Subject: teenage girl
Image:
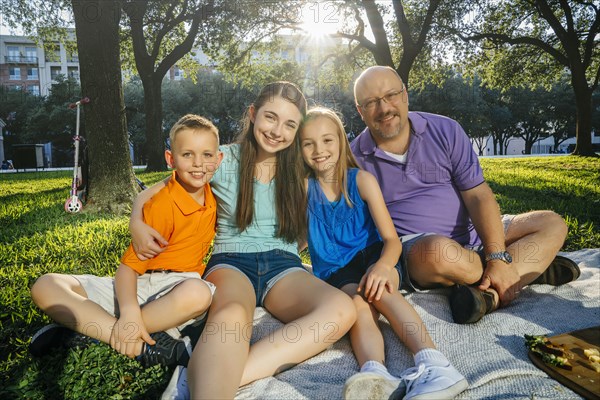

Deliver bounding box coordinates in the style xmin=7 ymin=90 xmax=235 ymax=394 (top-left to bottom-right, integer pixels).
xmin=130 ymin=84 xmax=356 ymax=399
xmin=300 ymin=107 xmax=468 ymax=400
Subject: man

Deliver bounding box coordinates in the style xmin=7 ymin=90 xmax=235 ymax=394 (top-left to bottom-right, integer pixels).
xmin=350 ymin=66 xmax=579 ymax=324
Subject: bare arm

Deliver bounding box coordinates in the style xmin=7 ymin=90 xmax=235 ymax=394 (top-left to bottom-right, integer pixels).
xmin=129 ymin=177 xmax=170 ymax=260
xmin=356 ymin=171 xmax=402 ymax=302
xmin=111 ymin=264 xmax=154 ymax=358
xmin=461 ymin=182 xmax=519 ymax=305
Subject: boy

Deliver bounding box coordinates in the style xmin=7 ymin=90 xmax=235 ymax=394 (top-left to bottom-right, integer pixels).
xmin=30 ymin=114 xmax=223 ymax=368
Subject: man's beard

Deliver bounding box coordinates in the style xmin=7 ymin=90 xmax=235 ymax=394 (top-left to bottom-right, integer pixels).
xmin=373 ymin=112 xmax=401 ymax=139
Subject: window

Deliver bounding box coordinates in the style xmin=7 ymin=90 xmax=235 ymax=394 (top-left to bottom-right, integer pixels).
xmin=25 ymin=47 xmax=37 ymax=63
xmin=26 ymin=85 xmax=40 ymax=96
xmin=6 ymin=45 xmax=19 ymax=62
xmin=67 ymin=48 xmax=78 ymax=62
xmin=173 ymin=67 xmax=183 ymax=81
xmin=44 ymin=44 xmax=61 ymax=62
xmin=27 ymin=67 xmax=39 ymax=80
xmin=68 ymin=67 xmax=79 ymax=80
xmin=9 ymin=67 xmax=21 ymax=80
xmin=50 ymin=66 xmax=62 ymax=80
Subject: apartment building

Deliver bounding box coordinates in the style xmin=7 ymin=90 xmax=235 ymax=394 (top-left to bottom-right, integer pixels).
xmin=0 ymin=34 xmax=79 ymax=96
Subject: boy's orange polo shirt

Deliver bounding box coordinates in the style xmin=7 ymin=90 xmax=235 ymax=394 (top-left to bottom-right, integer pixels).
xmin=121 ymin=171 xmax=216 ymax=275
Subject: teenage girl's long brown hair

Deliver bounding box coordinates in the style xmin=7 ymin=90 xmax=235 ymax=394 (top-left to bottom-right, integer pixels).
xmin=235 ymin=82 xmax=307 ymax=243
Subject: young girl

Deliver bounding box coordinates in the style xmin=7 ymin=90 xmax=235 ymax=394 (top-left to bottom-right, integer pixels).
xmin=129 ymin=84 xmax=356 ymax=399
xmin=300 ymin=107 xmax=468 ymax=400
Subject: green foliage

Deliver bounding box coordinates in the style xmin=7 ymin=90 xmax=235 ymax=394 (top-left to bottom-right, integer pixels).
xmin=409 ymin=72 xmax=581 ymax=155
xmin=457 ymin=0 xmax=599 ymax=90
xmin=0 ymin=87 xmax=44 ymax=161
xmin=24 ymin=76 xmax=83 ymax=166
xmin=124 ymin=70 xmax=254 ymax=153
xmin=0 ymin=169 xmax=171 ymax=399
xmin=479 ymin=156 xmax=600 ymax=250
xmin=0 ymin=159 xmax=598 ymax=398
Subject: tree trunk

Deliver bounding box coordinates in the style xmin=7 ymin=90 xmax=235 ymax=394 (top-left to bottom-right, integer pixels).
xmin=72 ymin=0 xmax=138 ymax=213
xmin=142 ymin=78 xmax=166 ymax=171
xmin=397 ymin=47 xmax=418 ymax=89
xmin=524 ymin=138 xmax=533 ymax=154
xmin=571 ymin=77 xmax=595 ymax=156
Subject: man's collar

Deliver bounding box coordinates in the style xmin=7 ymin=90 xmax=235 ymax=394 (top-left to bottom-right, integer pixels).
xmin=168 ymin=170 xmax=205 ymax=215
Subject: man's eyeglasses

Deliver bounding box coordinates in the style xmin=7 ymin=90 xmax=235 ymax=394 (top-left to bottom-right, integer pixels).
xmin=358 ymin=85 xmax=405 ymax=112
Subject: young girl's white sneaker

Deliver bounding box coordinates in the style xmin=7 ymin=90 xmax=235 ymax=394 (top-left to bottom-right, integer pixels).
xmin=402 ymin=363 xmax=468 ymax=400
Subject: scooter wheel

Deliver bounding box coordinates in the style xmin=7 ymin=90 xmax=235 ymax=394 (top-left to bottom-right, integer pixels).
xmin=65 ymin=198 xmax=82 ymax=213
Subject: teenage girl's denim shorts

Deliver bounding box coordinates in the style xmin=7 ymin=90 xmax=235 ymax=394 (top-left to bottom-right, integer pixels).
xmin=325 ymin=241 xmax=404 ymax=289
xmin=204 ymin=249 xmax=308 ymax=306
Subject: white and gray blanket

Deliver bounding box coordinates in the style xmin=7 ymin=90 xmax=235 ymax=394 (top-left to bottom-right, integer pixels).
xmin=199 ymin=249 xmax=600 ymax=399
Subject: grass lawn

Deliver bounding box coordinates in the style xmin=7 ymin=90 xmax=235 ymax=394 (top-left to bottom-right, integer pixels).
xmin=1 ymin=156 xmax=599 ymax=399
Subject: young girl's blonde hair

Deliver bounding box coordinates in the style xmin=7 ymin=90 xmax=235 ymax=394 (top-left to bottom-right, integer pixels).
xmin=302 ymin=107 xmax=360 ymax=207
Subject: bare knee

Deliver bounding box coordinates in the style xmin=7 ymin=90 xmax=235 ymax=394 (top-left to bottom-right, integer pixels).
xmin=171 ymin=279 xmax=213 ymax=317
xmin=31 ymin=273 xmax=68 ymax=310
xmin=210 ymin=296 xmax=254 ymax=327
xmin=539 ymin=211 xmax=568 ymax=242
xmin=408 ymin=235 xmax=481 ymax=287
xmin=507 ymin=210 xmax=568 ymax=245
xmin=352 ymin=295 xmax=378 ymax=320
xmin=325 ymin=291 xmax=357 ymax=333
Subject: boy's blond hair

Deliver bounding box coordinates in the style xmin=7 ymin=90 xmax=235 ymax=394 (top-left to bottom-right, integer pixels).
xmin=169 ymin=114 xmax=219 ymax=146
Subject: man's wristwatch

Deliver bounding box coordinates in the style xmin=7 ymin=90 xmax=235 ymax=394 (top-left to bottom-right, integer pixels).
xmin=485 ymin=251 xmax=512 ymax=264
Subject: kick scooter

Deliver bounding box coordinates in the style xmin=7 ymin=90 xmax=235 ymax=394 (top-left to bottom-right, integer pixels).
xmin=64 ymin=97 xmax=90 ymax=213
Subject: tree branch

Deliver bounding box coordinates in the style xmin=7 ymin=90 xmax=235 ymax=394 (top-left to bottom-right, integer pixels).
xmin=156 ymin=15 xmax=200 ymax=78
xmin=332 ymin=32 xmax=376 ymax=54
xmin=533 ymin=0 xmax=572 ymax=51
xmin=459 ymin=31 xmax=569 ymax=67
xmin=558 ymin=0 xmax=575 ymax=35
xmin=361 ymin=0 xmax=394 ymax=66
xmin=149 ymin=2 xmax=190 ymax=62
xmin=392 ymin=0 xmax=414 ymax=48
xmin=582 ymin=5 xmax=600 ymax=67
xmin=415 ymin=0 xmax=441 ymax=50
xmin=123 ymin=0 xmax=152 ymax=75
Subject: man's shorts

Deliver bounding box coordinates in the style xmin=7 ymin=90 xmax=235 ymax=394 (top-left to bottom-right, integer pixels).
xmin=204 ymin=249 xmax=309 ymax=307
xmin=325 ymin=241 xmax=404 ymax=289
xmin=399 ymin=214 xmax=516 ymax=291
xmin=73 ymin=271 xmax=216 ymax=335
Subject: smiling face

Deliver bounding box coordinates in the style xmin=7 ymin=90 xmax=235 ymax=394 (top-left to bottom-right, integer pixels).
xmin=165 ymin=128 xmax=222 ymax=195
xmin=250 ymin=96 xmax=303 ymax=159
xmin=354 ymin=67 xmax=409 ymax=143
xmin=300 ymin=116 xmax=341 ymax=178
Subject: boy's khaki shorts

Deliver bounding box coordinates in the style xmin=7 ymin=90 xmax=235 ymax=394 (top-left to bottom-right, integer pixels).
xmin=72 ymin=271 xmax=216 ymax=337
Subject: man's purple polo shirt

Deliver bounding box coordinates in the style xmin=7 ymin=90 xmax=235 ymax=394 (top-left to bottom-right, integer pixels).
xmin=350 ymin=111 xmax=485 ymax=247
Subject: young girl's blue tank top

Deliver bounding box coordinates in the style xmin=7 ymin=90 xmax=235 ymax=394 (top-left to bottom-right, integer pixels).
xmin=307 ymin=168 xmax=380 ymax=280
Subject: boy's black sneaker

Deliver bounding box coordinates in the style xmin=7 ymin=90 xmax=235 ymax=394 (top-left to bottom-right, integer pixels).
xmin=180 ymin=314 xmax=208 ymax=348
xmin=29 ymin=323 xmax=94 ymax=357
xmin=137 ymin=332 xmax=191 ymax=368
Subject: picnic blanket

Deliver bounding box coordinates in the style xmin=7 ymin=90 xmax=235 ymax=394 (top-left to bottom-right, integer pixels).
xmin=207 ymin=249 xmax=600 ymax=399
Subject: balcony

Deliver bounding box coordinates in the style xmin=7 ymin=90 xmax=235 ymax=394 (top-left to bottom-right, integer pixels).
xmin=5 ymin=55 xmax=38 ymax=64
